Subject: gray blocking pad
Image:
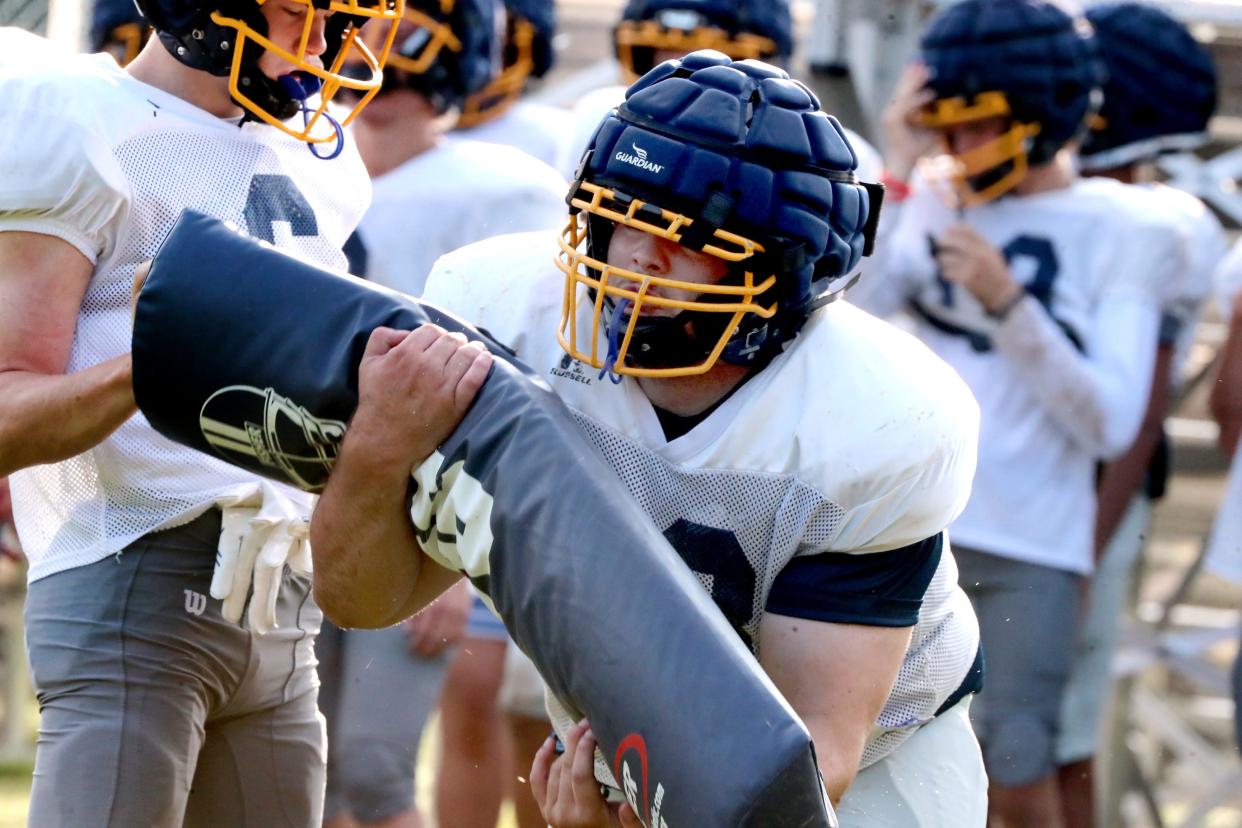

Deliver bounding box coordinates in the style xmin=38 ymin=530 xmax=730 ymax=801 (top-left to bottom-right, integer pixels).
xmin=131 ymin=210 xmax=836 ymax=828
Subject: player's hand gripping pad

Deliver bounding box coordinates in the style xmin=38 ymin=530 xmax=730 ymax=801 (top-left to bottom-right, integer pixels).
xmin=131 ymin=211 xmax=836 ymax=828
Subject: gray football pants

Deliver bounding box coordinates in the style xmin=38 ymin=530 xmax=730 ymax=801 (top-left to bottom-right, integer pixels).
xmin=23 ymin=511 xmax=325 ymax=828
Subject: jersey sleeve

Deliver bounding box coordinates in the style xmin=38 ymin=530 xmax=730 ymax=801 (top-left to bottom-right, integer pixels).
xmin=0 ymin=79 xmax=130 ymax=264
xmin=766 ymin=533 xmax=943 ymax=627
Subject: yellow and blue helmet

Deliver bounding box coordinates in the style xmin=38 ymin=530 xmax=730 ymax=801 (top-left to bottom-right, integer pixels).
xmin=918 ymin=0 xmax=1103 ymax=204
xmin=614 ymin=0 xmax=791 ymax=84
xmin=559 ymin=50 xmax=882 ymax=379
xmin=457 ymin=0 xmax=556 ymax=128
xmin=360 ymin=0 xmax=498 ymax=116
xmin=1080 ymin=2 xmax=1217 ymax=171
xmin=91 ymin=0 xmax=152 ymax=66
xmin=137 ymin=0 xmax=403 ymax=149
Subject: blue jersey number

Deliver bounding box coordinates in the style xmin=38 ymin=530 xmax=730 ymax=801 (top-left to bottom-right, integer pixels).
xmin=244 ymin=174 xmax=319 ymax=244
xmin=663 ymin=519 xmax=757 ymax=650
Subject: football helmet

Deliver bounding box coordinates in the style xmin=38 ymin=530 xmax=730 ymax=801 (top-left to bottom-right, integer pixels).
xmin=614 ymin=0 xmax=791 ymax=83
xmin=136 ymin=0 xmax=403 ymax=149
xmin=358 ymin=0 xmax=498 ymax=115
xmin=200 ymin=385 xmax=345 ymax=491
xmin=1080 ymin=2 xmax=1216 ymax=171
xmin=90 ymin=0 xmax=151 ymax=66
xmin=917 ymin=0 xmax=1103 ymax=205
xmin=559 ymin=50 xmax=882 ymax=379
xmin=457 ymin=0 xmax=555 ymax=128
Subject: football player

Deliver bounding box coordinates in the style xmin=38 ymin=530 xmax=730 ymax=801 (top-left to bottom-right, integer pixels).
xmin=314 ymin=2 xmax=562 ymax=825
xmin=853 ymin=2 xmax=1187 ymax=826
xmin=452 ymin=0 xmax=570 ymax=169
xmin=1057 ymin=6 xmax=1225 ymax=826
xmin=344 ymin=0 xmax=566 ymax=296
xmin=556 ymin=0 xmax=884 ymax=183
xmin=312 ymin=50 xmax=988 ymax=827
xmin=0 ymin=0 xmax=401 ymax=824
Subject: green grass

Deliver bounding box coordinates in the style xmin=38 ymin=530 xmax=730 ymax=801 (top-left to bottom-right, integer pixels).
xmin=0 ymin=763 xmax=31 ymax=828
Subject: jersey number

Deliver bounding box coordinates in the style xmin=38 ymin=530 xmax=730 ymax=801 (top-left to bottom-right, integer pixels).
xmin=244 ymin=174 xmax=319 ymax=244
xmin=662 ymin=519 xmax=757 ymax=650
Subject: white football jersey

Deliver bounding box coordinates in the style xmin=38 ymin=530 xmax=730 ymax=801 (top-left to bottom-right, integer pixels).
xmin=424 ymin=231 xmax=982 ymax=767
xmin=358 ymin=137 xmax=566 ymax=296
xmin=1145 ymin=182 xmax=1225 ymax=382
xmin=558 ymin=83 xmax=882 ymax=183
xmin=453 ymin=100 xmax=571 ymax=170
xmin=0 ymin=49 xmax=370 ymax=581
xmin=856 ymin=177 xmax=1181 ymax=573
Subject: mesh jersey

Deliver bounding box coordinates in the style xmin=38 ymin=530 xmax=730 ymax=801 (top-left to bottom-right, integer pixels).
xmin=358 ymin=137 xmax=565 ymax=296
xmin=0 ymin=49 xmax=370 ymax=582
xmin=453 ymin=100 xmax=572 ymax=170
xmin=857 ymin=177 xmax=1180 ymax=573
xmin=423 ymin=231 xmax=982 ymax=767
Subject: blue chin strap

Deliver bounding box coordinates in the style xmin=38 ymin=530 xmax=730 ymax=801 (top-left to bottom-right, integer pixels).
xmin=279 ymin=72 xmax=345 ymax=160
xmin=598 ymin=298 xmax=631 ymax=384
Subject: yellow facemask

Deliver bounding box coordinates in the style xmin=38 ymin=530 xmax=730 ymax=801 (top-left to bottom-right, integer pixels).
xmin=614 ymin=18 xmax=776 ymax=83
xmin=213 ymin=0 xmax=403 ymax=146
xmin=458 ymin=16 xmax=533 ymax=129
xmin=556 ymin=181 xmax=776 ymax=378
xmin=916 ymin=91 xmax=1042 ymax=206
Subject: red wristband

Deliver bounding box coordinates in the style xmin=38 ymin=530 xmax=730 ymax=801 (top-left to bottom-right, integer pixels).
xmin=879 ymin=171 xmax=912 ymax=203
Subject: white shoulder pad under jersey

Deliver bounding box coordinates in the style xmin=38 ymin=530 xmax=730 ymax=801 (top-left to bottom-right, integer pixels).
xmin=359 ymin=138 xmax=566 ymax=296
xmin=426 ymin=231 xmax=981 ymax=556
xmin=455 ymin=100 xmax=571 ymax=169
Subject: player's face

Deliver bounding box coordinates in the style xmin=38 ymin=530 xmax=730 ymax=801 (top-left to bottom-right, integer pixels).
xmin=606 ymin=223 xmax=731 ymax=317
xmin=257 ymin=0 xmax=333 ymax=79
xmin=940 ymin=115 xmax=1009 ymax=155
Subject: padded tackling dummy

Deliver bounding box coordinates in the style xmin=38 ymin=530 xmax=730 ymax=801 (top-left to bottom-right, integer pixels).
xmin=131 ymin=210 xmax=836 ymax=828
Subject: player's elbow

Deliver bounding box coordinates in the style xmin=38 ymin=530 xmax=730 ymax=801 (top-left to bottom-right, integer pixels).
xmin=311 ymin=575 xmax=395 ymax=630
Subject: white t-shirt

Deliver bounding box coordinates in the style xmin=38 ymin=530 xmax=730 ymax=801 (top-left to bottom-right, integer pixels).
xmin=453 ymin=99 xmax=572 ymax=171
xmin=423 ymin=230 xmax=981 ymax=768
xmin=0 ymin=47 xmax=370 ymax=581
xmin=852 ymin=177 xmax=1183 ymax=573
xmin=357 ymin=138 xmax=566 ymax=296
xmin=558 ymin=83 xmax=883 ymax=183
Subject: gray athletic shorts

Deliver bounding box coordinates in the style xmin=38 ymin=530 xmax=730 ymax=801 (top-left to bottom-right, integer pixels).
xmin=316 ymin=620 xmax=452 ymax=823
xmin=23 ymin=511 xmax=325 ymax=828
xmin=954 ymin=545 xmax=1081 ymax=787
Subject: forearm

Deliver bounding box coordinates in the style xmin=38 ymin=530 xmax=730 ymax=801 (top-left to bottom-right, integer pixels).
xmin=310 ymin=428 xmax=428 ymax=629
xmin=0 ymin=354 xmax=135 ymax=476
xmin=1210 ymin=304 xmax=1242 ymax=456
xmin=1094 ymin=347 xmax=1172 ymax=555
xmin=992 ymin=297 xmax=1158 ymax=457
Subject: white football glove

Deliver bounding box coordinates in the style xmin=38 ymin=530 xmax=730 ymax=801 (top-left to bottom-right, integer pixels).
xmin=211 ymin=481 xmax=313 ymax=634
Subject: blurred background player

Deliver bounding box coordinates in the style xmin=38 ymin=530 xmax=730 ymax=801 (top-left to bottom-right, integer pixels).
xmin=411 ymin=49 xmax=987 ymax=828
xmin=853 ymin=1 xmax=1188 ymax=825
xmin=344 ymin=0 xmax=566 ymax=295
xmin=0 ymin=0 xmax=400 ymax=824
xmin=557 ymin=0 xmax=883 ymax=183
xmin=88 ymin=0 xmax=150 ymax=64
xmin=314 ymin=2 xmax=564 ymax=826
xmin=1054 ymin=6 xmax=1225 ymax=827
xmin=451 ymin=0 xmax=569 ymax=169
